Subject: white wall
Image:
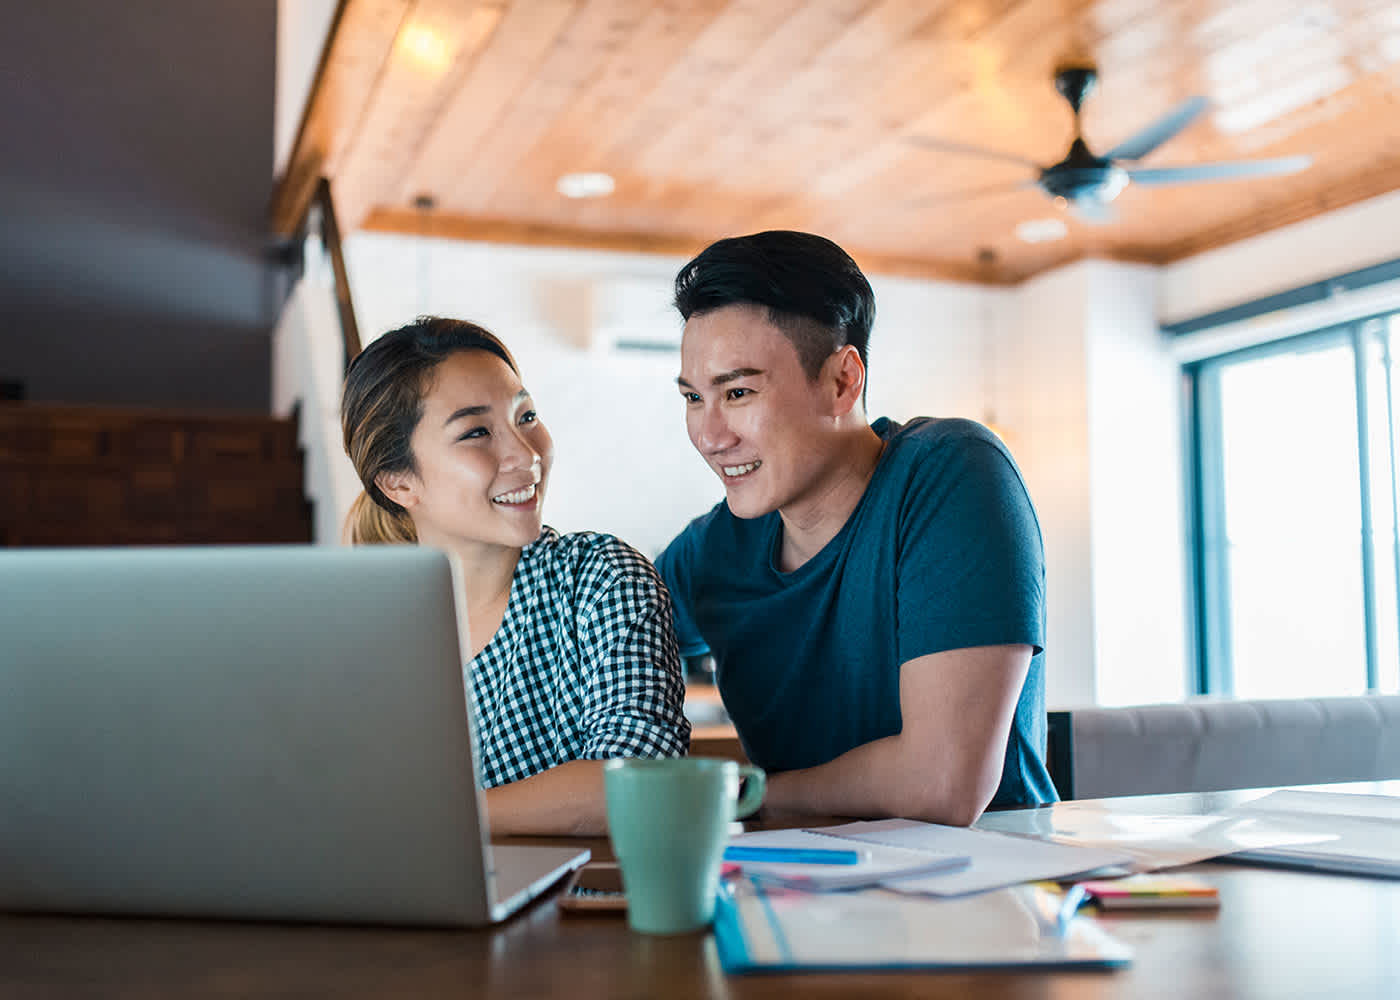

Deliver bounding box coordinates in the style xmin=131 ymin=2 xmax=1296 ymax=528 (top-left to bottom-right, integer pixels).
xmin=995 ymin=260 xmax=1189 ymax=709
xmin=998 ymin=265 xmax=1098 ymax=708
xmin=1083 ymin=262 xmax=1189 ymax=707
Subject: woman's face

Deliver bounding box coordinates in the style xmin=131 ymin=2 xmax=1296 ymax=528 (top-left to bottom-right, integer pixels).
xmin=381 ymin=349 xmax=553 ymax=554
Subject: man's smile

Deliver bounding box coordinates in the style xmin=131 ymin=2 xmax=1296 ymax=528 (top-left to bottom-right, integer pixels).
xmin=721 ymin=460 xmax=761 ymax=478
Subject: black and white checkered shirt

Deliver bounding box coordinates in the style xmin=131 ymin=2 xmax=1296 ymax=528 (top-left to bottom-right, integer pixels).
xmin=468 ymin=527 xmax=690 ymax=788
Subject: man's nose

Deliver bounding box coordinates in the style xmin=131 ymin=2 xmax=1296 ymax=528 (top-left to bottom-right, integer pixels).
xmin=695 ymin=402 xmax=738 ymax=454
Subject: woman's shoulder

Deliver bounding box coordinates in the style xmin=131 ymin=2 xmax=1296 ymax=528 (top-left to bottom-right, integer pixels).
xmin=526 ymin=527 xmax=661 ymax=589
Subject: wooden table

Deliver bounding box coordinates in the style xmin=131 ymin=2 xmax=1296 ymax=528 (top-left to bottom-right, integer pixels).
xmin=4 ymin=785 xmax=1397 ymax=998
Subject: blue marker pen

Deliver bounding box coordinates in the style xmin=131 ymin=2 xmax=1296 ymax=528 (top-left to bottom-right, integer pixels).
xmin=722 ymin=846 xmax=863 ymax=865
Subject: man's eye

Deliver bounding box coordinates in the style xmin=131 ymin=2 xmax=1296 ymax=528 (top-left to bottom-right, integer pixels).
xmin=519 ymin=409 xmax=538 ymax=425
xmin=682 ymin=391 xmax=701 ymax=404
xmin=726 ymin=387 xmax=751 ymax=400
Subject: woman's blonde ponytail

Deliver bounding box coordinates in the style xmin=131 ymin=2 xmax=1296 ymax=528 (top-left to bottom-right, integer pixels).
xmin=345 ymin=490 xmax=417 ymax=545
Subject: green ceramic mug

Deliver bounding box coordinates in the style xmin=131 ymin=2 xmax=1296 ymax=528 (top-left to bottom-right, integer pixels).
xmin=603 ymin=757 xmax=766 ymax=934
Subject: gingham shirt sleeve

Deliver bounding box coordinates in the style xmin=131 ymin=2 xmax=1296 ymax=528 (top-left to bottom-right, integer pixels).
xmin=571 ymin=537 xmax=691 ymax=761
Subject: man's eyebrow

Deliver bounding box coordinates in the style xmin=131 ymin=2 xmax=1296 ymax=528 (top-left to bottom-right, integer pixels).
xmin=675 ymin=368 xmax=765 ymax=390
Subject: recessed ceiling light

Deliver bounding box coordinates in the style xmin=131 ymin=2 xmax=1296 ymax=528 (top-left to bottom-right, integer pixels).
xmin=556 ymin=172 xmax=616 ymax=199
xmin=1015 ymin=218 xmax=1068 ymax=244
xmin=398 ymin=24 xmax=453 ymax=75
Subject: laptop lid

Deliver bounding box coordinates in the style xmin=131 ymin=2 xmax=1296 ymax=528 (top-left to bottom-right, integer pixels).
xmin=0 ymin=545 xmax=586 ymax=926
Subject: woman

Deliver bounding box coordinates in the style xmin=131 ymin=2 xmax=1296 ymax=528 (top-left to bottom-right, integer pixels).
xmin=341 ymin=316 xmax=690 ymax=836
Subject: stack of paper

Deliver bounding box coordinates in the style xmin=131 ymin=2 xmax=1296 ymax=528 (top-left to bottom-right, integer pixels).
xmin=1220 ymin=789 xmax=1400 ymax=878
xmin=975 ymin=799 xmax=1338 ymax=871
xmin=727 ymin=819 xmax=1133 ymax=895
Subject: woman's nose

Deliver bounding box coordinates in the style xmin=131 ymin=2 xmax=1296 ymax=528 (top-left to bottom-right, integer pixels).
xmin=500 ymin=428 xmax=541 ymax=474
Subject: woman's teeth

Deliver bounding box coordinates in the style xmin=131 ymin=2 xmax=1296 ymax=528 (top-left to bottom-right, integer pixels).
xmin=492 ymin=483 xmax=537 ymax=505
xmin=722 ymin=461 xmax=761 ymax=478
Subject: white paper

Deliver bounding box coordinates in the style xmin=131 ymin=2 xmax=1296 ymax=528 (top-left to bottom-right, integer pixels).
xmin=975 ymin=798 xmax=1337 ymax=871
xmin=725 ymin=828 xmax=968 ymax=889
xmin=1220 ymin=790 xmax=1400 ymax=876
xmin=788 ymin=819 xmax=1135 ymax=896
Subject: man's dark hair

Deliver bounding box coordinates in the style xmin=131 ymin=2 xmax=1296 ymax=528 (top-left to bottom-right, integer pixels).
xmin=673 ymin=231 xmax=876 ymax=384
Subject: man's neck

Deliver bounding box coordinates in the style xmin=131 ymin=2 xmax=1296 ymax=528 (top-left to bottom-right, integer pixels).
xmin=776 ymin=423 xmax=886 ymax=573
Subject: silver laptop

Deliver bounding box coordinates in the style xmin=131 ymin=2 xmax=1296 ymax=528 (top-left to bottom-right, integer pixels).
xmin=0 ymin=545 xmax=588 ymax=926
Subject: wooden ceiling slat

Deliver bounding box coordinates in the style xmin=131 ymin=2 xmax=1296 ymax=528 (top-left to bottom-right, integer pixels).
xmin=399 ymin=0 xmax=581 ymax=209
xmin=562 ymin=2 xmax=823 ymax=236
xmin=450 ymin=0 xmax=657 ymax=216
xmin=626 ymin=0 xmax=867 ymax=190
xmin=578 ymin=0 xmax=815 ymax=221
xmin=493 ymin=0 xmax=731 ymax=228
xmin=674 ymin=7 xmax=956 ymax=232
xmin=651 ymin=1 xmax=958 ymax=231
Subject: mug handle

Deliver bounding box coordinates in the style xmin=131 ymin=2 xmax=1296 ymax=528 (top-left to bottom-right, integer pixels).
xmin=732 ymin=765 xmax=766 ymax=820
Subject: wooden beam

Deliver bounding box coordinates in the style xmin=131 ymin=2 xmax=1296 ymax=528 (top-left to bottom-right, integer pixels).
xmin=361 ymin=207 xmax=1024 ymax=286
xmin=362 ymin=207 xmax=708 ymax=257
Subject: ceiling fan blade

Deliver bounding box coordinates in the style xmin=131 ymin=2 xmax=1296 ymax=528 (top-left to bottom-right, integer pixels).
xmin=1104 ymin=96 xmax=1209 ymax=161
xmin=1127 ymin=155 xmax=1312 ymax=186
xmin=910 ymin=180 xmax=1039 ymax=206
xmin=905 ymin=135 xmax=1042 ymax=170
xmin=1066 ymin=198 xmax=1117 ymax=226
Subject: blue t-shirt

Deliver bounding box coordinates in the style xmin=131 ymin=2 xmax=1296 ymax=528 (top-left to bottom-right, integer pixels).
xmin=656 ymin=416 xmax=1056 ymax=809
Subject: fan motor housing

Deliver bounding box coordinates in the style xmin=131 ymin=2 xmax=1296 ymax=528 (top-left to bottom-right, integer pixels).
xmin=1040 ymin=139 xmax=1129 ymax=203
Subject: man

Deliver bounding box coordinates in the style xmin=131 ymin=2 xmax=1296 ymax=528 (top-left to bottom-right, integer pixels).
xmin=656 ymin=231 xmax=1056 ymax=826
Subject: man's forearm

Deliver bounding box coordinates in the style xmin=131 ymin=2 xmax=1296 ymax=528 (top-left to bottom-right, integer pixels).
xmin=485 ymin=760 xmax=607 ymax=837
xmin=762 ymin=731 xmax=998 ymax=827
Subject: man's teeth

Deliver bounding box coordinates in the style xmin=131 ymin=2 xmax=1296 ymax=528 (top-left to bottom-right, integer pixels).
xmin=722 ymin=461 xmax=761 ymax=478
xmin=492 ymin=483 xmax=537 ymax=505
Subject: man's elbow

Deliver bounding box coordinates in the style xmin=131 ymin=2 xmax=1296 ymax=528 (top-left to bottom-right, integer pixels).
xmin=905 ymin=789 xmax=989 ymax=828
xmin=897 ymin=765 xmax=999 ymax=827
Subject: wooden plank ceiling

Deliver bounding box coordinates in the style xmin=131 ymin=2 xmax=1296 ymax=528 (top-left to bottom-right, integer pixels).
xmin=275 ymin=0 xmax=1400 ymax=285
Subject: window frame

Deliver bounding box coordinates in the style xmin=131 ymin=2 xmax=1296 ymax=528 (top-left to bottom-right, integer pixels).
xmin=1184 ymin=314 xmax=1398 ymax=696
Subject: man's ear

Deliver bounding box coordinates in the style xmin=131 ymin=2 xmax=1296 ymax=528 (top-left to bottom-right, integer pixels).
xmin=826 ymin=345 xmax=866 ymax=417
xmin=376 ymin=468 xmax=420 ymax=511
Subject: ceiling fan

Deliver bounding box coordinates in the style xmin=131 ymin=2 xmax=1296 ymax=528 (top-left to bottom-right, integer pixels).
xmin=907 ymin=65 xmax=1312 ymax=224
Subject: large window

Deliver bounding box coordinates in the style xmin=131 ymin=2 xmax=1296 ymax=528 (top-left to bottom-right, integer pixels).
xmin=1190 ymin=314 xmax=1400 ymax=698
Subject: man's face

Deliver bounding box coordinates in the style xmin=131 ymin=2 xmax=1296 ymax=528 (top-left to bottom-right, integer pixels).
xmin=677 ymin=304 xmax=835 ymax=520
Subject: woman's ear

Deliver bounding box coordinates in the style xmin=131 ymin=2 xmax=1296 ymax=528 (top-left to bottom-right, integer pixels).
xmin=375 ymin=469 xmax=420 ymax=511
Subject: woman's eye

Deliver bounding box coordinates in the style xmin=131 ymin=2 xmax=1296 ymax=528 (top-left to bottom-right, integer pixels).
xmin=457 ymin=427 xmax=488 ymax=441
xmin=519 ymin=409 xmax=538 ymax=425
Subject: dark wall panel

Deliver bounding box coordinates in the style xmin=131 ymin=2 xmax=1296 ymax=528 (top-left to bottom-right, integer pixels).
xmin=0 ymin=1 xmax=279 ymax=410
